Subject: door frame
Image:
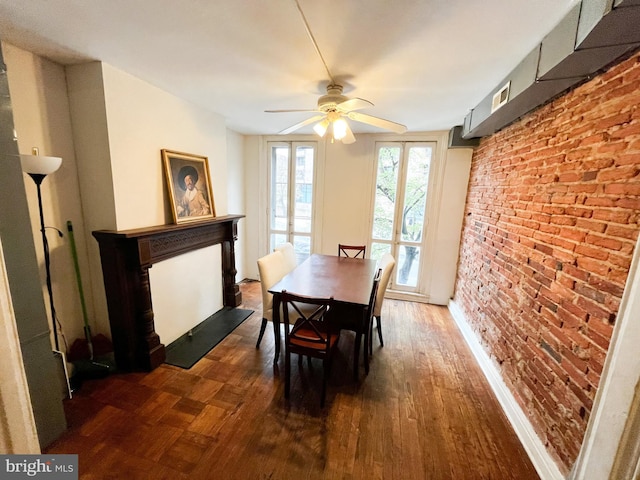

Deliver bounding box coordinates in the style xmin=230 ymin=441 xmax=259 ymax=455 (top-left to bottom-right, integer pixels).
xmin=264 ymin=137 xmax=325 ymax=258
xmin=369 ymin=136 xmax=447 ymax=303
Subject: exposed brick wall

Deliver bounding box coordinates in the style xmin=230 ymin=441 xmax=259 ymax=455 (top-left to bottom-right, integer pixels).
xmin=453 ymin=51 xmax=640 ymax=474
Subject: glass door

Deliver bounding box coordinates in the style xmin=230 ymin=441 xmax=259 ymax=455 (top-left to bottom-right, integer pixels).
xmin=370 ymin=142 xmax=434 ymax=293
xmin=268 ymin=141 xmax=316 ymax=261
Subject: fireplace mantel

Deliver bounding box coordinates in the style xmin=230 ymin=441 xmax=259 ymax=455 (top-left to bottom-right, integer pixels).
xmin=93 ymin=214 xmax=244 ymax=371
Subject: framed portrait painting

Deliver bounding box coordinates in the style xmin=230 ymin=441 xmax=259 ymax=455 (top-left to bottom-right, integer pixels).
xmin=162 ymin=149 xmax=216 ymax=224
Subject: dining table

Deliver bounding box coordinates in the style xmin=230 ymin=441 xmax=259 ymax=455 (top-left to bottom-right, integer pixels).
xmin=268 ymin=253 xmax=380 ymax=378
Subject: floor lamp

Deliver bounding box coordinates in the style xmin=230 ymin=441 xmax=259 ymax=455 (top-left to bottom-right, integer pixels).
xmin=20 ymin=148 xmax=72 ymax=398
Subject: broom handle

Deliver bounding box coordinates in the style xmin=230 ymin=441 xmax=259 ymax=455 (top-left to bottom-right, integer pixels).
xmin=67 ymin=221 xmax=90 ymax=330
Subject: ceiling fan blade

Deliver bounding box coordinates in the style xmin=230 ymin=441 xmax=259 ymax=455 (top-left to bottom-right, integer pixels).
xmin=265 ymin=109 xmax=319 ymax=113
xmin=347 ymin=111 xmax=407 ymax=133
xmin=279 ymin=115 xmax=325 ymax=134
xmin=337 ymin=97 xmax=374 ymax=112
xmin=342 ymin=121 xmax=356 ymax=144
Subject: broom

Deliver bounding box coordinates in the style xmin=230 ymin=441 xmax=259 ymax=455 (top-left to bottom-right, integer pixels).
xmin=67 ymin=220 xmax=113 ymax=378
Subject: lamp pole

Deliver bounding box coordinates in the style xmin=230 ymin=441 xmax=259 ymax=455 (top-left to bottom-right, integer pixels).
xmin=29 ymin=172 xmax=60 ymax=351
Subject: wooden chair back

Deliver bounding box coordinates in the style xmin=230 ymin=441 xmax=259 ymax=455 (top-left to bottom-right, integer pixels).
xmin=281 ymin=291 xmax=338 ymax=406
xmin=338 ymin=244 xmax=366 ymax=258
xmin=282 ymin=292 xmax=336 ymax=355
xmin=363 ymin=268 xmax=382 ymax=373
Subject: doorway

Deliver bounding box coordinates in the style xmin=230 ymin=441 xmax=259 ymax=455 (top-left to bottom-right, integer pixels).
xmin=268 ymin=141 xmax=317 ymax=261
xmin=369 ymin=142 xmax=435 ymax=294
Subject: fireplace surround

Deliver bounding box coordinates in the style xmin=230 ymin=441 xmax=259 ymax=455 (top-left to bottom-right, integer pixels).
xmin=93 ymin=214 xmax=243 ymax=371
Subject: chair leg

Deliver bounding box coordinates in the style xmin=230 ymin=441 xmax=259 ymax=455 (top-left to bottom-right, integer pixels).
xmin=256 ymin=318 xmax=268 ymax=349
xmin=368 ymin=316 xmax=373 ymax=356
xmin=321 ymin=357 xmax=329 ymax=408
xmin=364 ymin=326 xmax=370 ymax=375
xmin=376 ymin=315 xmax=384 ymax=347
xmin=272 ymin=320 xmax=280 ymax=364
xmin=285 ymin=348 xmax=291 ymax=400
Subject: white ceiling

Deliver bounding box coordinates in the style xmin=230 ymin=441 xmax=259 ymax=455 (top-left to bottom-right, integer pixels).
xmin=0 ymin=0 xmax=579 ymax=135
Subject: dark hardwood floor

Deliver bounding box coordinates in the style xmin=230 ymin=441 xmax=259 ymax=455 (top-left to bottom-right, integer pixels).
xmin=44 ymin=280 xmax=540 ymax=479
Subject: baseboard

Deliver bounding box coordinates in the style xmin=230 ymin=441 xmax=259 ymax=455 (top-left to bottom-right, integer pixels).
xmin=448 ymin=300 xmax=564 ymax=480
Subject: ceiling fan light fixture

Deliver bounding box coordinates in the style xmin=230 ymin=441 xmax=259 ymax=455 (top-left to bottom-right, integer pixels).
xmin=332 ymin=117 xmax=348 ymax=140
xmin=313 ymin=118 xmax=329 ymax=137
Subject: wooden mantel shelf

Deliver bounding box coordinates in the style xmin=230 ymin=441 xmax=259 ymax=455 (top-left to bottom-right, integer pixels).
xmin=93 ymin=214 xmax=244 ymax=371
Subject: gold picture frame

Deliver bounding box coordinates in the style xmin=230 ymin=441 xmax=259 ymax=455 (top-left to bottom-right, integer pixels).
xmin=162 ymin=149 xmax=216 ymax=224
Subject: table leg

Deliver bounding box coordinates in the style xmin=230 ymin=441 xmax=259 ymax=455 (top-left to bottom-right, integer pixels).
xmin=273 ymin=293 xmax=281 ymax=364
xmin=353 ymin=333 xmax=361 ymax=381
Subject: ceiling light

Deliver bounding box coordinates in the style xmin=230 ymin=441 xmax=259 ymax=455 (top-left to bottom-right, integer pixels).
xmin=332 ymin=117 xmax=348 ymax=140
xmin=313 ymin=118 xmax=329 ymax=137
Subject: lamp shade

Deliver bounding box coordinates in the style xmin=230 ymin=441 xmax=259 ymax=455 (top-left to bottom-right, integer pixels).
xmin=332 ymin=118 xmax=348 ymax=140
xmin=20 ymin=154 xmax=62 ymax=175
xmin=313 ymin=118 xmax=329 ymax=137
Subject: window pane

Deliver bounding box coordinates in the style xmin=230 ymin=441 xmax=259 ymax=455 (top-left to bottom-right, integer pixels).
xmin=396 ymin=246 xmax=420 ymax=287
xmin=401 ymin=147 xmax=430 ymax=243
xmin=271 ymin=147 xmax=289 ymax=230
xmin=270 ymin=233 xmax=287 ymax=252
xmin=370 ymin=242 xmax=391 ymax=262
xmin=372 ymin=146 xmax=400 ymax=241
xmin=293 ymin=235 xmax=311 ymax=260
xmin=294 ymin=146 xmax=313 ymax=233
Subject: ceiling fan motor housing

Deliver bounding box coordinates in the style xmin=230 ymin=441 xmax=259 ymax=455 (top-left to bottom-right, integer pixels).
xmin=318 ymin=84 xmax=348 ymax=112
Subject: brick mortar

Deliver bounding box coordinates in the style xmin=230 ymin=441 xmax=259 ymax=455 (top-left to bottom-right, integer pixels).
xmin=453 ymin=51 xmax=640 ymax=473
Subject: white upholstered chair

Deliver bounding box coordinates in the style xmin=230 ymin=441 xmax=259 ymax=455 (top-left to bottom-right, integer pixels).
xmin=256 ymin=250 xmax=291 ymax=349
xmin=370 ymin=253 xmax=396 ymax=353
xmin=274 ymin=242 xmax=297 ymax=272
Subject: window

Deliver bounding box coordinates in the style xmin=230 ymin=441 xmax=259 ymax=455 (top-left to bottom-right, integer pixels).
xmin=268 ymin=142 xmax=317 ymax=261
xmin=370 ymin=142 xmax=434 ymax=293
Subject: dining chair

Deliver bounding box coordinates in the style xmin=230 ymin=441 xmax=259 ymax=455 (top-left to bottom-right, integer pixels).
xmin=256 ymin=250 xmax=291 ymax=349
xmin=363 ymin=268 xmax=382 ymax=375
xmin=281 ymin=291 xmax=338 ymax=407
xmin=274 ymin=242 xmax=297 ymax=272
xmin=338 ymin=244 xmax=366 ymax=258
xmin=369 ymin=253 xmax=396 ymax=355
xmin=331 ymin=268 xmax=381 ymax=381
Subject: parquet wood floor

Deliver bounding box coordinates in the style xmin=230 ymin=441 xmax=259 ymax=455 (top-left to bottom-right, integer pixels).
xmin=45 ymin=280 xmax=540 ymax=480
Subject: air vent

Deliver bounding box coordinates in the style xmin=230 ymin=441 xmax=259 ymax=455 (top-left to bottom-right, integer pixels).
xmin=491 ymin=81 xmax=511 ymax=113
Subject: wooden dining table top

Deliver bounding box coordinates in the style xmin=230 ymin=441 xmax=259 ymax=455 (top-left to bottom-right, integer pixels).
xmin=269 ymin=254 xmax=379 ymax=307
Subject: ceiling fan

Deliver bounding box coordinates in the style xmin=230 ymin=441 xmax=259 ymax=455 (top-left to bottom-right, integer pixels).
xmin=266 ymin=83 xmax=407 ymax=144
xmin=265 ymin=0 xmax=407 ymax=144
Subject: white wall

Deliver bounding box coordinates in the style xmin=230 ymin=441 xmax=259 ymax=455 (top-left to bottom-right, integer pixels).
xmin=243 ymin=135 xmax=264 ymax=280
xmin=318 ymin=137 xmax=374 ymax=255
xmin=5 ymin=42 xmax=95 ymax=346
xmin=428 ymin=147 xmax=473 ymax=304
xmin=67 ymin=61 xmax=235 ymax=342
xmin=227 ymin=129 xmax=246 ymax=280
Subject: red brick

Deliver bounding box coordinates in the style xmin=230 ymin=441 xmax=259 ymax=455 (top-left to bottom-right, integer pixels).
xmin=605 ymin=224 xmax=639 ymax=241
xmin=585 ymin=233 xmax=624 ymax=251
xmin=558 ymin=228 xmax=586 ymax=243
xmin=575 ymin=244 xmax=610 ymax=261
xmin=575 ymin=256 xmax=611 ymax=275
xmin=604 ymin=183 xmax=640 ymax=195
xmin=591 ymin=209 xmax=631 ymax=224
xmin=575 ymin=218 xmax=608 ymax=233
